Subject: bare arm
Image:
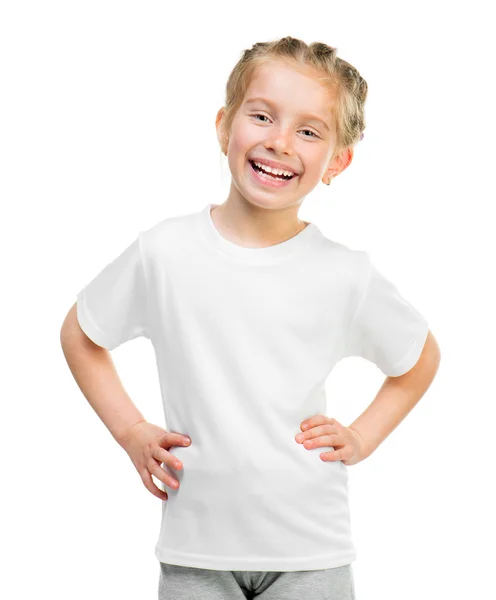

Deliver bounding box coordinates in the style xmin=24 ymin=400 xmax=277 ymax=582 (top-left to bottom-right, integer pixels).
xmin=349 ymin=329 xmax=441 ymax=458
xmin=59 ymin=303 xmax=146 ymax=448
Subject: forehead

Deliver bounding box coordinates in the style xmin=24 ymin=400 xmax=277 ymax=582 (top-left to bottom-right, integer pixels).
xmin=243 ymin=61 xmax=335 ymax=118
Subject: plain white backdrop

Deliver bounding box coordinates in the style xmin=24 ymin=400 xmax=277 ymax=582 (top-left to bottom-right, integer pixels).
xmin=2 ymin=1 xmax=495 ymax=598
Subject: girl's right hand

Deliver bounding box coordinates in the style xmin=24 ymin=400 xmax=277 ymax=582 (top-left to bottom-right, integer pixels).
xmin=119 ymin=420 xmax=191 ymax=501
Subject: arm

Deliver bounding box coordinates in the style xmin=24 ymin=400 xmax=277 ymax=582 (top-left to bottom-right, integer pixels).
xmin=60 ymin=302 xmax=146 ymax=448
xmin=348 ymin=329 xmax=441 ymax=459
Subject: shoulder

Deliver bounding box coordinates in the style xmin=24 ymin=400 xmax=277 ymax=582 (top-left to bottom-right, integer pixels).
xmin=138 ymin=208 xmax=201 ymax=260
xmin=316 ymin=233 xmax=371 ymax=284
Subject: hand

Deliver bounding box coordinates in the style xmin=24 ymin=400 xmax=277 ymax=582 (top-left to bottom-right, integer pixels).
xmin=295 ymin=415 xmax=367 ymax=466
xmin=119 ymin=420 xmax=192 ymax=501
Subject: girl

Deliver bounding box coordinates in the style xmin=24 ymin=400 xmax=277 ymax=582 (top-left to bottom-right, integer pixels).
xmin=62 ymin=36 xmax=440 ymax=600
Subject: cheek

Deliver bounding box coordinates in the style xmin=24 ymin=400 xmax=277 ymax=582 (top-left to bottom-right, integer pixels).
xmin=235 ymin=129 xmax=259 ymax=152
xmin=299 ymin=149 xmax=329 ymax=180
xmin=228 ymin=134 xmax=246 ymax=157
xmin=226 ymin=137 xmax=245 ymax=176
xmin=230 ymin=118 xmax=264 ymax=151
xmin=227 ymin=128 xmax=261 ymax=171
xmin=303 ymin=147 xmax=326 ymax=169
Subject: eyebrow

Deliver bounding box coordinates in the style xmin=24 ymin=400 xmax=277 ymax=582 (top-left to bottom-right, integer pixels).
xmin=244 ymin=97 xmax=331 ymax=132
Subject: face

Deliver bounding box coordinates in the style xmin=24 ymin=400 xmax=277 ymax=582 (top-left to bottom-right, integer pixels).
xmin=216 ymin=60 xmax=353 ymax=212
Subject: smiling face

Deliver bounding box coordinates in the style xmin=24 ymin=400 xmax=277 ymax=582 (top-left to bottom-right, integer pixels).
xmin=216 ymin=59 xmax=353 ymax=211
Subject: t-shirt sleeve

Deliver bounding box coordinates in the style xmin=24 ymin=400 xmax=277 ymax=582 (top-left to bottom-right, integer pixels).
xmin=343 ymin=253 xmax=429 ymax=377
xmin=76 ymin=233 xmax=149 ymax=350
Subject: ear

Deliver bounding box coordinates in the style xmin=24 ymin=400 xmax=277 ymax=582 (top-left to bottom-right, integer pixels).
xmin=215 ymin=107 xmax=228 ymax=155
xmin=323 ymin=147 xmax=354 ymax=182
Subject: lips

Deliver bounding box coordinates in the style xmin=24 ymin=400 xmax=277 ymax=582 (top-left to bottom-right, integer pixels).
xmin=248 ymin=159 xmax=298 ymax=188
xmin=248 ymin=160 xmax=294 ymax=181
xmin=249 ymin=158 xmax=300 ymax=176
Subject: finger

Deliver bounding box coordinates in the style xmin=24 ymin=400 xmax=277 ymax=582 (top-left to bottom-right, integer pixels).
xmin=301 ymin=416 xmax=326 ymax=430
xmin=148 ymin=459 xmax=180 ymax=490
xmin=303 ymin=434 xmax=339 ymax=449
xmin=319 ymin=448 xmax=346 ymax=462
xmin=161 ymin=432 xmax=191 ymax=447
xmin=297 ymin=425 xmax=336 ymax=443
xmin=154 ymin=447 xmax=183 ymax=471
xmin=296 ymin=425 xmax=324 ymax=442
xmin=302 ymin=433 xmax=330 ymax=448
xmin=301 ymin=416 xmax=336 ymax=431
xmin=141 ymin=468 xmax=169 ymax=501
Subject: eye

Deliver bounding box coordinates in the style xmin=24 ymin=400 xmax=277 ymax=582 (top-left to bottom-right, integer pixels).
xmin=252 ymin=113 xmax=270 ymax=123
xmin=250 ymin=114 xmax=320 ymax=139
xmin=300 ymin=129 xmax=318 ymax=138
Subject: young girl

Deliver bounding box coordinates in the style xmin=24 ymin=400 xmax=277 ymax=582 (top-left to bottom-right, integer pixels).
xmin=62 ymin=36 xmax=440 ymax=600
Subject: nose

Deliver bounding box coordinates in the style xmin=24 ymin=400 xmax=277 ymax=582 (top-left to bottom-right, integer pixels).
xmin=263 ymin=126 xmax=295 ymax=156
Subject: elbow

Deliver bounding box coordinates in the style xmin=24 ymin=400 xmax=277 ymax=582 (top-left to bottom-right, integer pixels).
xmin=60 ymin=302 xmax=85 ymax=350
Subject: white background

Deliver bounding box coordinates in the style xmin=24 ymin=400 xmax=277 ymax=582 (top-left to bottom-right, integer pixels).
xmin=2 ymin=1 xmax=495 ymax=598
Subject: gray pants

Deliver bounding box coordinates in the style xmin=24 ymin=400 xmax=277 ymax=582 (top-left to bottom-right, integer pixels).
xmin=158 ymin=562 xmax=356 ymax=599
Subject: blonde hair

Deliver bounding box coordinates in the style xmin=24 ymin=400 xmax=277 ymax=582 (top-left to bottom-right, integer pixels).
xmin=218 ymin=36 xmax=368 ymax=163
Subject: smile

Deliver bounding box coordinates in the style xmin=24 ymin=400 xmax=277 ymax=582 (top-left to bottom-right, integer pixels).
xmin=248 ymin=160 xmax=298 ymax=188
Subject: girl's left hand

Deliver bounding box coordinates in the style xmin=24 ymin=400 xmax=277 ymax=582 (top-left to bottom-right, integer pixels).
xmin=295 ymin=415 xmax=367 ymax=466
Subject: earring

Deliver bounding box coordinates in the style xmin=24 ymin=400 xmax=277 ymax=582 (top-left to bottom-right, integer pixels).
xmin=324 ymin=176 xmax=332 ymax=186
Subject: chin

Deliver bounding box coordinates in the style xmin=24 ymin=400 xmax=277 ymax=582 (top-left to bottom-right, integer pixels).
xmin=245 ymin=197 xmax=302 ymax=212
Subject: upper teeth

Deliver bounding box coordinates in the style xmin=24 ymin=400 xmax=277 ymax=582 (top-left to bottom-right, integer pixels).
xmin=253 ymin=161 xmax=295 ymax=177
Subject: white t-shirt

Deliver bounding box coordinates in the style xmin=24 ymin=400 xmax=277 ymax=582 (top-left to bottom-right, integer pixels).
xmin=76 ymin=202 xmax=429 ymax=572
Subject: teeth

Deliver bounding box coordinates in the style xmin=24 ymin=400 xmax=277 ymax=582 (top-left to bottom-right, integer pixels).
xmin=253 ymin=161 xmax=295 ymax=177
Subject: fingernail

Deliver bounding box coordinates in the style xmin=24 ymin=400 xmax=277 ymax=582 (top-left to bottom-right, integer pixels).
xmin=302 ymin=424 xmax=308 ymax=430
xmin=184 ymin=437 xmax=191 ymax=444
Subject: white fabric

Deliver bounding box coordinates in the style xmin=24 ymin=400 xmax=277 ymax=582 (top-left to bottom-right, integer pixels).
xmin=76 ymin=202 xmax=429 ymax=571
